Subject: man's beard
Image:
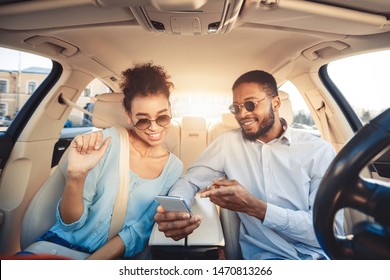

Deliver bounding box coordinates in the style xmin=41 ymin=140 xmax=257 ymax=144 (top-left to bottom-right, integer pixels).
xmin=242 ymin=104 xmax=275 ymax=142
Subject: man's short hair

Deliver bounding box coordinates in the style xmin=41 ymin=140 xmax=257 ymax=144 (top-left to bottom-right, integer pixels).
xmin=232 ymin=70 xmax=278 ymax=97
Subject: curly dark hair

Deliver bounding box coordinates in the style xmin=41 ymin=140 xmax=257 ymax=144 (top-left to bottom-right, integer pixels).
xmin=120 ymin=62 xmax=174 ymax=113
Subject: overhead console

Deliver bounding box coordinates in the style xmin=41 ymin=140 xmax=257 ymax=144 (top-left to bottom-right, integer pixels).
xmin=97 ymin=0 xmax=244 ymax=35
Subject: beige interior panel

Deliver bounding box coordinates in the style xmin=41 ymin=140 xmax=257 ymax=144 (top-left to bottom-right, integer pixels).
xmin=180 ymin=115 xmax=208 ymax=172
xmin=0 ymin=140 xmax=57 ymax=254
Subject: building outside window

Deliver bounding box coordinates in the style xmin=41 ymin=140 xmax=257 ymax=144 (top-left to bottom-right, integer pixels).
xmin=27 ymin=81 xmax=37 ymax=94
xmin=0 ymin=79 xmax=7 ymax=93
xmin=83 ymin=87 xmax=91 ymax=97
xmin=0 ymin=103 xmax=7 ymax=116
xmin=0 ymin=47 xmax=52 ymax=130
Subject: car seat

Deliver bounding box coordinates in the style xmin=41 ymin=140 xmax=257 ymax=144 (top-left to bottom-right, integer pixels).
xmin=20 ymin=150 xmax=69 ymax=252
xmin=180 ymin=115 xmax=208 ymax=171
xmin=219 ymin=90 xmax=294 ymax=260
xmin=207 ymin=111 xmax=240 ymax=145
xmin=19 ymin=92 xmax=181 ymax=259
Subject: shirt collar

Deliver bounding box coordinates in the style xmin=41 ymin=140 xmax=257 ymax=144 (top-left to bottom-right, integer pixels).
xmin=279 ymin=118 xmax=291 ymax=146
xmin=256 ymin=118 xmax=291 ymax=146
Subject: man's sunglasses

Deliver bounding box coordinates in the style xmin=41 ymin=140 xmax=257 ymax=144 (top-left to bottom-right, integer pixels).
xmin=134 ymin=114 xmax=171 ymax=130
xmin=229 ymin=96 xmax=268 ymax=115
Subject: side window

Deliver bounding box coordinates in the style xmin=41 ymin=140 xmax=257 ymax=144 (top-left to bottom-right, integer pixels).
xmin=54 ymin=80 xmax=111 ymax=167
xmin=327 ymin=50 xmax=390 ymax=124
xmin=0 ymin=47 xmax=52 ymax=131
xmin=170 ymin=95 xmax=231 ymax=118
xmin=279 ymin=81 xmax=319 ymax=135
xmin=64 ymin=78 xmax=111 ymax=129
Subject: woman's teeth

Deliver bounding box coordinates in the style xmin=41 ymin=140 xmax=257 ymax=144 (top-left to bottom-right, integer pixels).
xmin=148 ymin=132 xmax=162 ymax=139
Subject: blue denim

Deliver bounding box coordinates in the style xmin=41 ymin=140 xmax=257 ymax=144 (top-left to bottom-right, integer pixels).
xmin=38 ymin=231 xmax=91 ymax=254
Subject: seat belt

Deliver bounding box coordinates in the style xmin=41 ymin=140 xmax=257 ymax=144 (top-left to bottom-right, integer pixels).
xmin=317 ymin=101 xmax=331 ymax=142
xmin=60 ymin=94 xmax=130 ymax=239
xmin=109 ymin=126 xmax=130 ymax=239
xmin=59 ymin=94 xmax=106 ymax=123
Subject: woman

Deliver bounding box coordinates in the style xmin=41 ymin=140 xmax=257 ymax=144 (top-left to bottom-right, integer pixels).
xmin=40 ymin=63 xmax=183 ymax=259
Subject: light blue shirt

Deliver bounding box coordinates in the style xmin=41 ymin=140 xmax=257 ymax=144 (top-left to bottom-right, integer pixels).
xmin=170 ymin=124 xmax=344 ymax=260
xmin=49 ymin=127 xmax=183 ymax=257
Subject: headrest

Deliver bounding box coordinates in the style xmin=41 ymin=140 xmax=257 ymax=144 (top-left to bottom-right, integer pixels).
xmin=278 ymin=90 xmax=293 ymax=125
xmin=221 ymin=111 xmax=239 ymax=129
xmin=181 ymin=115 xmax=207 ymax=130
xmin=92 ymin=92 xmax=131 ymax=129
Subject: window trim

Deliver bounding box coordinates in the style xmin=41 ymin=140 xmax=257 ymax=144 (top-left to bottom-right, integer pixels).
xmin=7 ymin=61 xmax=61 ymax=141
xmin=319 ymin=64 xmax=362 ymax=132
xmin=0 ymin=61 xmax=61 ymax=169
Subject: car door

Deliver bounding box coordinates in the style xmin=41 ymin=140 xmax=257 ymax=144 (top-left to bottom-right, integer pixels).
xmin=0 ymin=48 xmax=106 ymax=255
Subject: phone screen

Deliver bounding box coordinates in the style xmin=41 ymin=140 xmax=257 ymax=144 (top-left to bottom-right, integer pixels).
xmin=156 ymin=195 xmax=192 ymax=213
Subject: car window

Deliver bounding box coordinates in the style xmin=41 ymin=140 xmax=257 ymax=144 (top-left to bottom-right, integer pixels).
xmin=171 ymin=94 xmax=231 ymax=119
xmin=64 ymin=78 xmax=111 ymax=129
xmin=279 ymin=81 xmax=319 ymax=135
xmin=0 ymin=47 xmax=52 ymax=131
xmin=327 ymin=50 xmax=390 ymax=124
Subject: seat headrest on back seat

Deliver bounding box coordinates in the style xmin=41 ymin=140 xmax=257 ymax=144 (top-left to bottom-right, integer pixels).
xmin=92 ymin=93 xmax=131 ymax=129
xmin=221 ymin=111 xmax=239 ymax=129
xmin=206 ymin=112 xmax=238 ymax=145
xmin=278 ymin=90 xmax=293 ymax=125
xmin=181 ymin=115 xmax=207 ymax=130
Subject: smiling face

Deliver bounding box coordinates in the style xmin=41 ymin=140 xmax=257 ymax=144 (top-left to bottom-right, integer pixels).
xmin=128 ymin=93 xmax=171 ymax=146
xmin=232 ymin=82 xmax=280 ymax=142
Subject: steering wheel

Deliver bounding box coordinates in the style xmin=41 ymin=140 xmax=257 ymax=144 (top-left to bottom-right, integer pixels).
xmin=313 ymin=108 xmax=390 ymax=259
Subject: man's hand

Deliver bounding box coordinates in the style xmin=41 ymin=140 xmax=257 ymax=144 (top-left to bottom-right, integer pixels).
xmin=154 ymin=206 xmax=202 ymax=241
xmin=200 ymin=179 xmax=267 ymax=221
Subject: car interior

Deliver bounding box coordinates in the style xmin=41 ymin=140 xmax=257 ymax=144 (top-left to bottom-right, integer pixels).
xmin=0 ymin=0 xmax=389 ymax=260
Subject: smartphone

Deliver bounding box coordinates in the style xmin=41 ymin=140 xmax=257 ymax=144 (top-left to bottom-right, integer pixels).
xmin=156 ymin=195 xmax=192 ymax=214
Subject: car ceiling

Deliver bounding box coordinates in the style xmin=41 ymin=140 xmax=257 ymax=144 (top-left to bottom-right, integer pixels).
xmin=0 ymin=0 xmax=389 ymax=94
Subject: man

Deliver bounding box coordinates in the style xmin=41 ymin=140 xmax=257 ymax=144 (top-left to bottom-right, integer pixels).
xmin=154 ymin=70 xmax=344 ymax=260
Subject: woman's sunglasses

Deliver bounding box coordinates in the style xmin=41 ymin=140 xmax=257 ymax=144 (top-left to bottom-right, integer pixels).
xmin=228 ymin=96 xmax=268 ymax=115
xmin=134 ymin=114 xmax=171 ymax=130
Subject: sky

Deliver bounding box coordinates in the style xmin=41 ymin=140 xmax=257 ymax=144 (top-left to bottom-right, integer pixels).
xmin=0 ymin=47 xmax=52 ymax=70
xmin=328 ymin=50 xmax=390 ymax=111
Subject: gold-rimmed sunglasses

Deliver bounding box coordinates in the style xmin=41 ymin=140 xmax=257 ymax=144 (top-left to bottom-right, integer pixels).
xmin=228 ymin=96 xmax=268 ymax=115
xmin=134 ymin=115 xmax=171 ymax=130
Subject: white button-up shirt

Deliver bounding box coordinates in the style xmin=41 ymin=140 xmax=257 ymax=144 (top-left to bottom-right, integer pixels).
xmin=170 ymin=125 xmax=344 ymax=259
